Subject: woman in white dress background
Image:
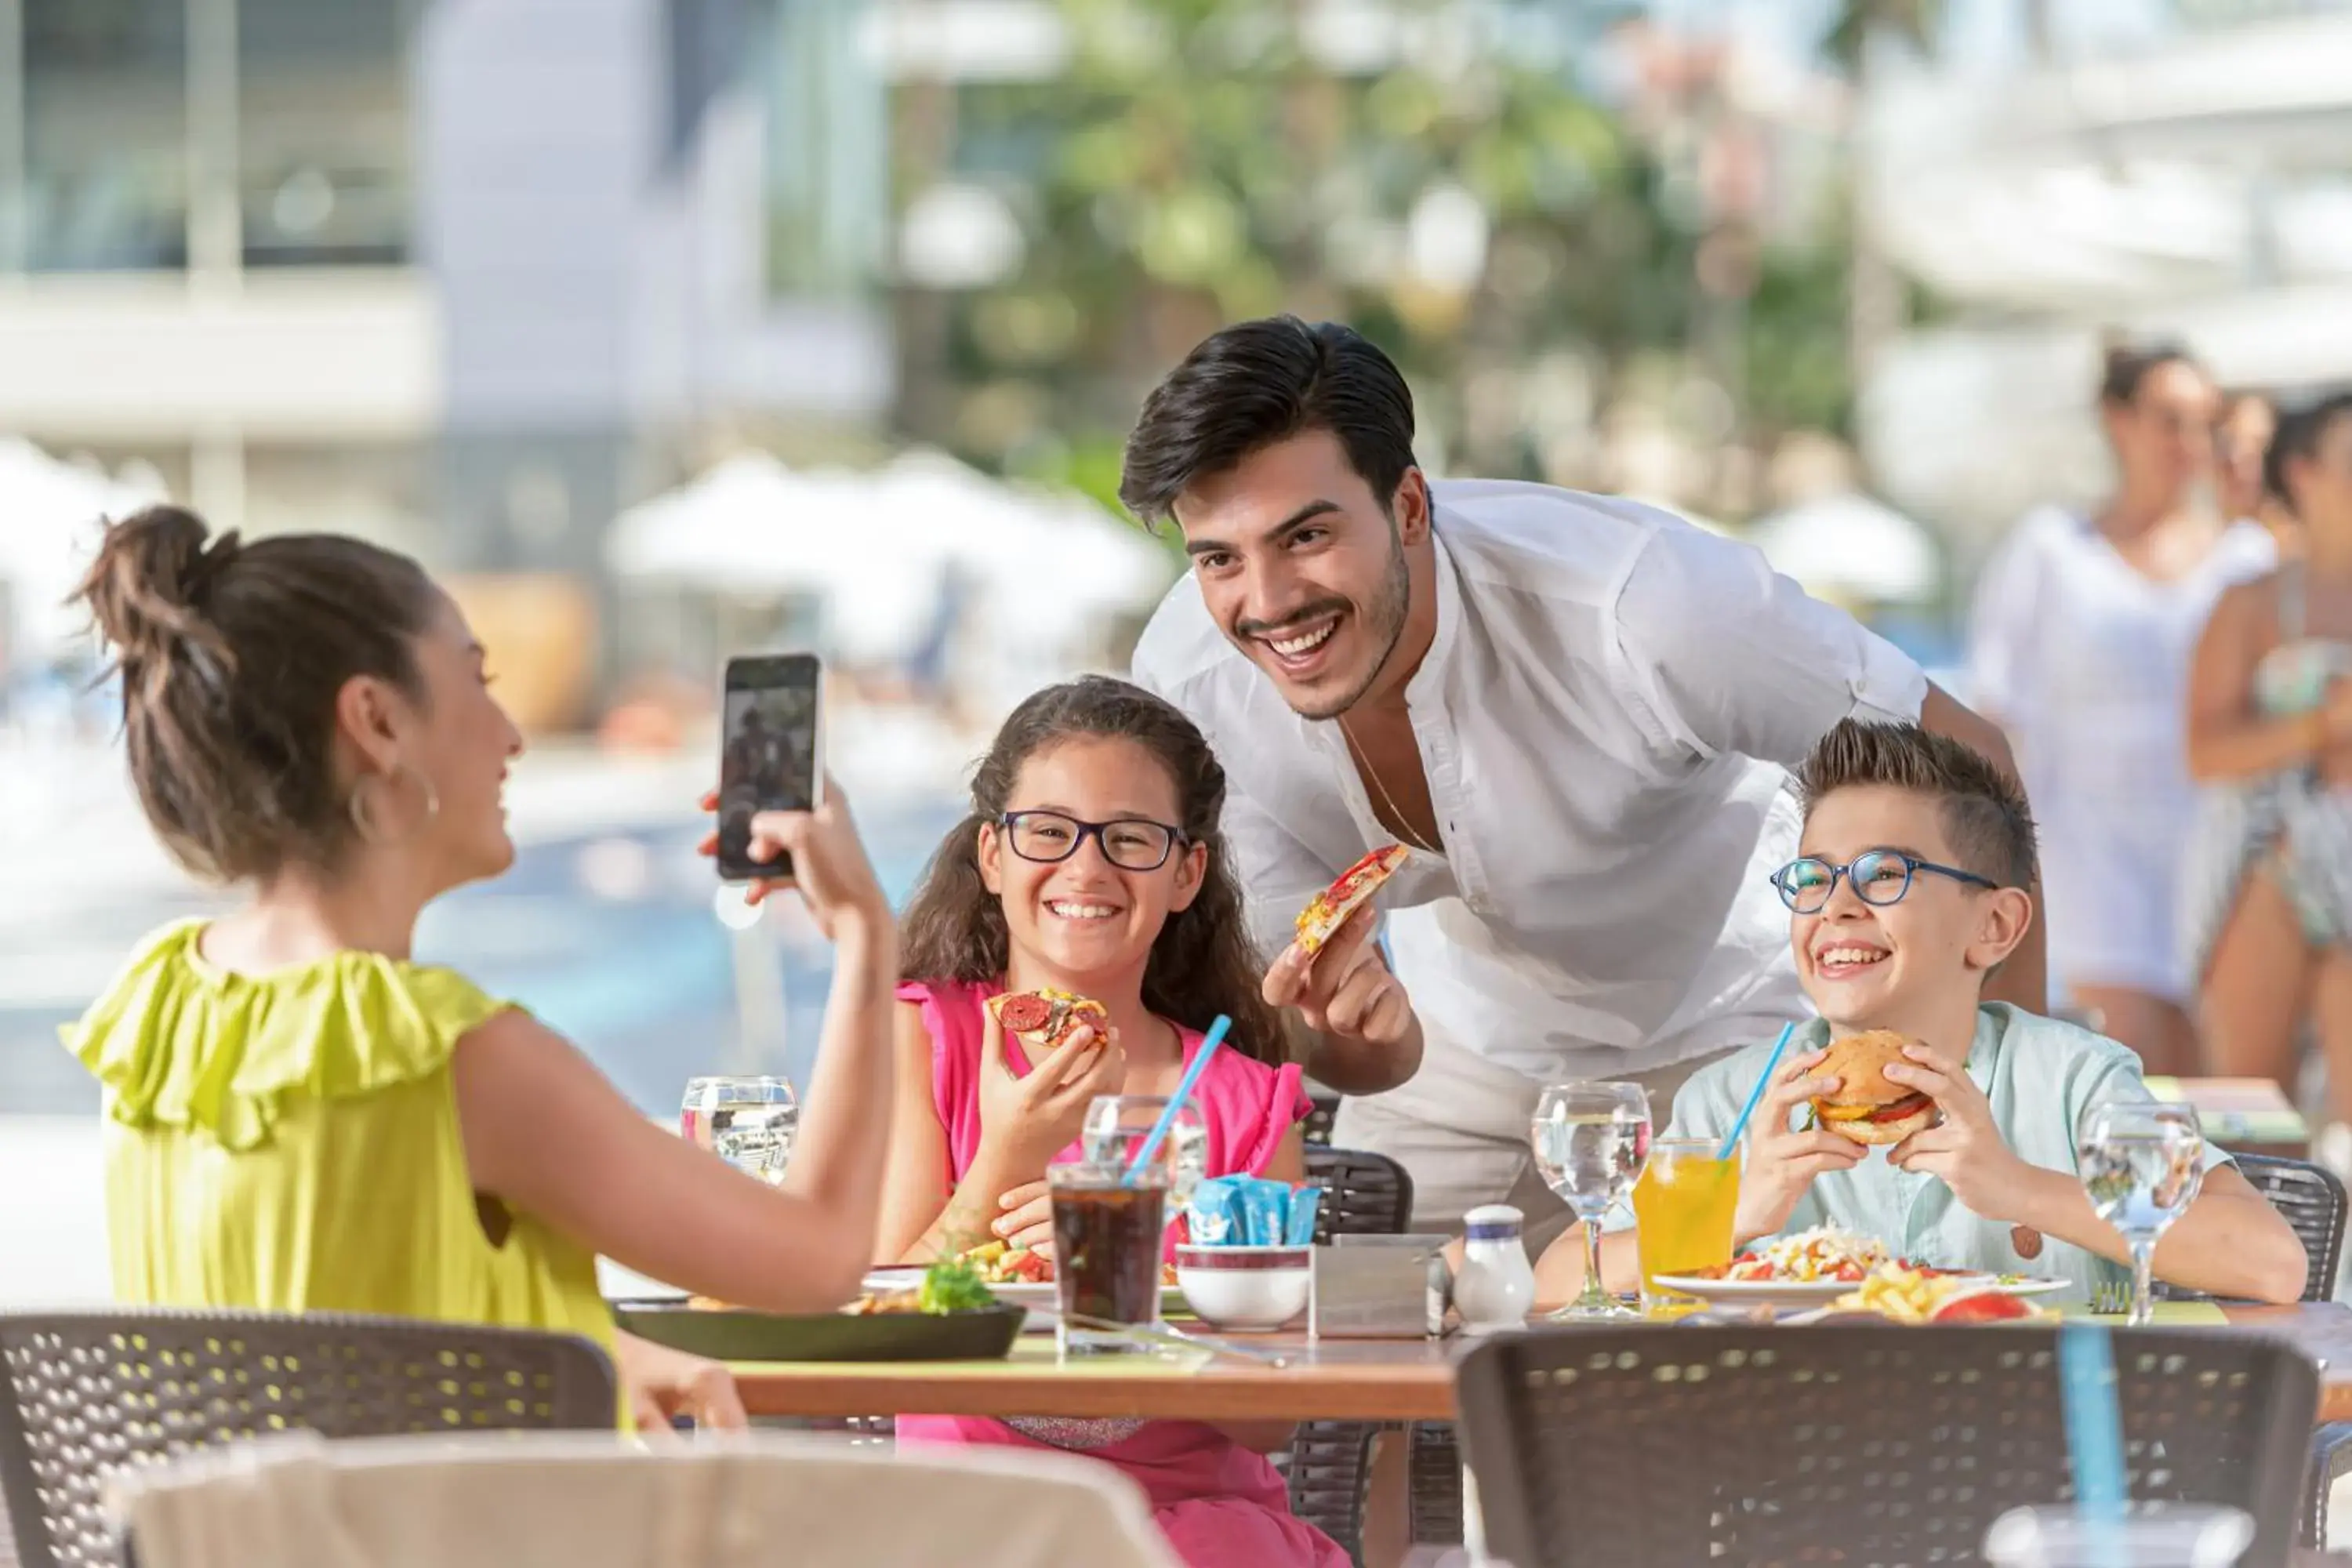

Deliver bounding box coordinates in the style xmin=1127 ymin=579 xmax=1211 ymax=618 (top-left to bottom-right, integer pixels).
xmin=1969 ymin=343 xmax=2274 ymax=1073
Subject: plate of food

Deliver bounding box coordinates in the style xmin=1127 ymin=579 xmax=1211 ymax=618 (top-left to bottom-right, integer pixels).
xmin=864 ymin=1242 xmax=1185 ymax=1327
xmin=1815 ymin=1262 xmax=2063 ymax=1325
xmin=1655 ymin=1229 xmax=2072 ymax=1311
xmin=614 ymin=1258 xmax=1025 ymax=1362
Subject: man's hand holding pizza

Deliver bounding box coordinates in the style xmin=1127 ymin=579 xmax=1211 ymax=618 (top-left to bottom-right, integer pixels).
xmin=1265 ymin=906 xmax=1423 ymax=1093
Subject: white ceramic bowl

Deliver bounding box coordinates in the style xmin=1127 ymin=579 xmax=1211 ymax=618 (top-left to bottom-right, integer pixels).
xmin=1175 ymin=1244 xmax=1312 ymax=1331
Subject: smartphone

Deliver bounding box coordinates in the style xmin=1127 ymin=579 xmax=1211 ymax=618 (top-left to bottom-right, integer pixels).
xmin=716 ymin=653 xmax=823 ymax=882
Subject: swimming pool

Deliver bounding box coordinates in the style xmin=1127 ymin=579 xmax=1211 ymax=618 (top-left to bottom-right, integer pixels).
xmin=0 ymin=795 xmax=965 ymax=1120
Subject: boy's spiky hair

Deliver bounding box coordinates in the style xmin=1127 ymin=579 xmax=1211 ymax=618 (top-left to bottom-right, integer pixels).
xmin=1795 ymin=720 xmax=2039 ymax=891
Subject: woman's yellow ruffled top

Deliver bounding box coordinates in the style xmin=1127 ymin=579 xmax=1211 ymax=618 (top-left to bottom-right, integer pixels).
xmin=65 ymin=920 xmax=619 ymax=1404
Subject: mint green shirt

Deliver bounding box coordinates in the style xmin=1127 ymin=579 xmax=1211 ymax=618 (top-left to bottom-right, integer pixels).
xmin=1624 ymin=1004 xmax=2231 ymax=1290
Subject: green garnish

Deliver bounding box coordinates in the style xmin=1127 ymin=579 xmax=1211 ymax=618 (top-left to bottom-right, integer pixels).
xmin=917 ymin=1257 xmax=996 ymax=1315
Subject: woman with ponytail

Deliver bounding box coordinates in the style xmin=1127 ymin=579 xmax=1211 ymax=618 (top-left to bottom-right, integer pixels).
xmin=66 ymin=506 xmax=901 ymax=1428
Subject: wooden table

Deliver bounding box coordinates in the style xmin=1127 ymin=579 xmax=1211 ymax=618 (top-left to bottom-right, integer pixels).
xmin=736 ymin=1303 xmax=2352 ymax=1425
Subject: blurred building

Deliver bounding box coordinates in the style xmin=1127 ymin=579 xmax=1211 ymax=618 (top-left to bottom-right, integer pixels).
xmin=0 ymin=0 xmax=893 ymax=579
xmin=1856 ymin=3 xmax=2352 ymax=550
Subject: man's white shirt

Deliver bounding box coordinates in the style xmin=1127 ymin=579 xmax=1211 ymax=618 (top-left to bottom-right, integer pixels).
xmin=1129 ymin=480 xmax=1929 ymax=1082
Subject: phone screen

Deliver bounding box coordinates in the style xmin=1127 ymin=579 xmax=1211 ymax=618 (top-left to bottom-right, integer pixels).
xmin=717 ymin=654 xmax=822 ymax=880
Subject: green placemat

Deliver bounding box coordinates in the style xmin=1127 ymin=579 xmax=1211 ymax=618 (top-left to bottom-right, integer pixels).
xmin=2063 ymin=1300 xmax=2229 ymax=1327
xmin=731 ymin=1337 xmax=1214 ymax=1380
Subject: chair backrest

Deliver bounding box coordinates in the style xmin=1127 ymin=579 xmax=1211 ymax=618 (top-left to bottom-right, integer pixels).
xmin=1457 ymin=1323 xmax=2318 ymax=1568
xmin=116 ymin=1429 xmax=1184 ymax=1568
xmin=1303 ymin=1146 xmax=1413 ymax=1242
xmin=2235 ymin=1152 xmax=2347 ymax=1301
xmin=0 ymin=1311 xmax=615 ymax=1568
xmin=1284 ymin=1147 xmax=1413 ymax=1564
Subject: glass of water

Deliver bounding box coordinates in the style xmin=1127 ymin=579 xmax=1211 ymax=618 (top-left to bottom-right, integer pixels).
xmin=1530 ymin=1080 xmax=1653 ymax=1321
xmin=1082 ymin=1095 xmax=1207 ymax=1214
xmin=1984 ymin=1502 xmax=2253 ymax=1567
xmin=2077 ymin=1102 xmax=2205 ymax=1326
xmin=681 ymin=1075 xmax=798 ymax=1185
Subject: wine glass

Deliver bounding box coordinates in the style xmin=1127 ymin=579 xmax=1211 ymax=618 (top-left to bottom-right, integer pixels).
xmin=2077 ymin=1102 xmax=2205 ymax=1326
xmin=681 ymin=1075 xmax=799 ymax=1185
xmin=1082 ymin=1095 xmax=1207 ymax=1212
xmin=1530 ymin=1081 xmax=1653 ymax=1321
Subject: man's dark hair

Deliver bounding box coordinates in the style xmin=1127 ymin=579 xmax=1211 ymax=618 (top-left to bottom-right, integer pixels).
xmin=2263 ymin=390 xmax=2352 ymax=511
xmin=1796 ymin=720 xmax=2039 ymax=891
xmin=1119 ymin=316 xmax=1417 ymax=525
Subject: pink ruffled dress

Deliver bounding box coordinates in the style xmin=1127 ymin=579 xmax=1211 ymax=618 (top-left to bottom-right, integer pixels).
xmin=893 ymin=978 xmax=1345 ymax=1568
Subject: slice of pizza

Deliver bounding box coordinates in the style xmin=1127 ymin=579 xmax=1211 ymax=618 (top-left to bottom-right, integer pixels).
xmin=986 ymin=987 xmax=1110 ymax=1054
xmin=1294 ymin=844 xmax=1412 ymax=956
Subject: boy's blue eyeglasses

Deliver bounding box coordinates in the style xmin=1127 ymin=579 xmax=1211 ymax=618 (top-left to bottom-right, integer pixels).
xmin=1768 ymin=849 xmax=1998 ymax=914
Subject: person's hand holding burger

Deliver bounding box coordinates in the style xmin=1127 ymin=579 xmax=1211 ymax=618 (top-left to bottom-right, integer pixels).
xmin=1730 ymin=1045 xmax=1867 ymax=1245
xmin=1878 ymin=1036 xmax=2038 ymax=1221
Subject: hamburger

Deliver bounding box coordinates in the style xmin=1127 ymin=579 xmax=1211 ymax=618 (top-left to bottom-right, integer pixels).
xmin=1812 ymin=1030 xmax=1937 ymax=1145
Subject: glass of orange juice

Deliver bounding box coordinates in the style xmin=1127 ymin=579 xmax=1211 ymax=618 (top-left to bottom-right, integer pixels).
xmin=1632 ymin=1137 xmax=1742 ymax=1309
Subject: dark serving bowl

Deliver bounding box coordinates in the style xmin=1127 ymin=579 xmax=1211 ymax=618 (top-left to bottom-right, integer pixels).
xmin=611 ymin=1298 xmax=1025 ymax=1362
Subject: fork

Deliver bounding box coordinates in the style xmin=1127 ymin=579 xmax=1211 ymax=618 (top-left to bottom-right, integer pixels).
xmin=2090 ymin=1282 xmax=2131 ymax=1316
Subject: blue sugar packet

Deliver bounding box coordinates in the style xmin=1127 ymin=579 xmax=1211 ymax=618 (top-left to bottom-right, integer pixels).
xmin=1284 ymin=1184 xmax=1323 ymax=1247
xmin=1236 ymin=1176 xmax=1288 ymax=1246
xmin=1189 ymin=1177 xmax=1247 ymax=1246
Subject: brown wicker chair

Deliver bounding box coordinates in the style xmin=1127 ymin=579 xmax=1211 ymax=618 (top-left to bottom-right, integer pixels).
xmin=1457 ymin=1323 xmax=2318 ymax=1568
xmin=1270 ymin=1147 xmax=1415 ymax=1566
xmin=1303 ymin=1147 xmax=1414 ymax=1243
xmin=2136 ymin=1152 xmax=2350 ymax=1544
xmin=2238 ymin=1154 xmax=2348 ymax=1302
xmin=0 ymin=1309 xmax=615 ymax=1568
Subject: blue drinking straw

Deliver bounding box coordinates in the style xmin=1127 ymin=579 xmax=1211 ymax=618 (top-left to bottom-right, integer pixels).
xmin=2059 ymin=1321 xmax=2129 ymax=1568
xmin=1715 ymin=1022 xmax=1798 ymax=1160
xmin=1124 ymin=1014 xmax=1231 ymax=1185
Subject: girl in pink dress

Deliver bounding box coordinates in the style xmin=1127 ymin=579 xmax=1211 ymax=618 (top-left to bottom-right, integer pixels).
xmin=876 ymin=676 xmax=1356 ymax=1568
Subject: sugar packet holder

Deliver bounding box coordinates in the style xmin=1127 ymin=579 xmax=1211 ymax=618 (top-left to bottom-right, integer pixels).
xmin=1187 ymin=1177 xmax=1323 ymax=1247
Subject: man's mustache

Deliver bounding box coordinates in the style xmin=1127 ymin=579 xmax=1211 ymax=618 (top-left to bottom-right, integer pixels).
xmin=1234 ymin=601 xmax=1349 ymax=640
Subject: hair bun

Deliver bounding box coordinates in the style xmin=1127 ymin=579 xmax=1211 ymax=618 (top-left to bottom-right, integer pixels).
xmin=74 ymin=505 xmax=238 ymax=669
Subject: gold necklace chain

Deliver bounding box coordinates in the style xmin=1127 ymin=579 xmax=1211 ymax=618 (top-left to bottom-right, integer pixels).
xmin=1338 ymin=713 xmax=1443 ymax=855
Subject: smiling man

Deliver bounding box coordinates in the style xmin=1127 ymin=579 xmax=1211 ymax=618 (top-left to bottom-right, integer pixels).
xmin=1123 ymin=316 xmax=2045 ymax=1246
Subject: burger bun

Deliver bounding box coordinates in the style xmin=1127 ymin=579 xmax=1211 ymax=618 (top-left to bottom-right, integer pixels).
xmin=1811 ymin=1029 xmax=1937 ymax=1146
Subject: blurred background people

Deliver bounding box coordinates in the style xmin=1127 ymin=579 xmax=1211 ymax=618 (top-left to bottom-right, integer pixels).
xmin=2185 ymin=393 xmax=2352 ymax=1143
xmin=2219 ymin=391 xmax=2294 ymax=556
xmin=1968 ymin=343 xmax=2274 ymax=1074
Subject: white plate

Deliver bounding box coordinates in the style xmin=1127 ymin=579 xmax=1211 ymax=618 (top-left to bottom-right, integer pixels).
xmin=1651 ymin=1272 xmax=2070 ymax=1311
xmin=1649 ymin=1275 xmax=1872 ymax=1309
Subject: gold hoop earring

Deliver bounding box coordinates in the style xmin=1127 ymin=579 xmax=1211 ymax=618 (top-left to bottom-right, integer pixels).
xmin=347 ymin=764 xmax=441 ymax=848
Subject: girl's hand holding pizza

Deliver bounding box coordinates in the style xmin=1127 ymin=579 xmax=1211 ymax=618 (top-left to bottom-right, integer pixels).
xmin=974 ymin=1004 xmax=1125 ymax=1172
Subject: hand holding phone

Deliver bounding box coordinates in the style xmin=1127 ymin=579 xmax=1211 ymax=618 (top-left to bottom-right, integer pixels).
xmin=715 ymin=654 xmax=822 ymax=882
xmin=728 ymin=785 xmax=890 ymax=939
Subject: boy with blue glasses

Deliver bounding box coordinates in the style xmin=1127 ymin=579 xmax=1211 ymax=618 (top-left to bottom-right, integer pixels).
xmin=1536 ymin=720 xmax=2305 ymax=1305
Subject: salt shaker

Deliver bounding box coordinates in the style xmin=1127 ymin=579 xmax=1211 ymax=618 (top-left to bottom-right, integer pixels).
xmin=1454 ymin=1203 xmax=1536 ymax=1333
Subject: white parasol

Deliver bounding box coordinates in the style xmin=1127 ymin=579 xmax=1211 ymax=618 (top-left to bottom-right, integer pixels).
xmin=1750 ymin=492 xmax=1944 ymax=605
